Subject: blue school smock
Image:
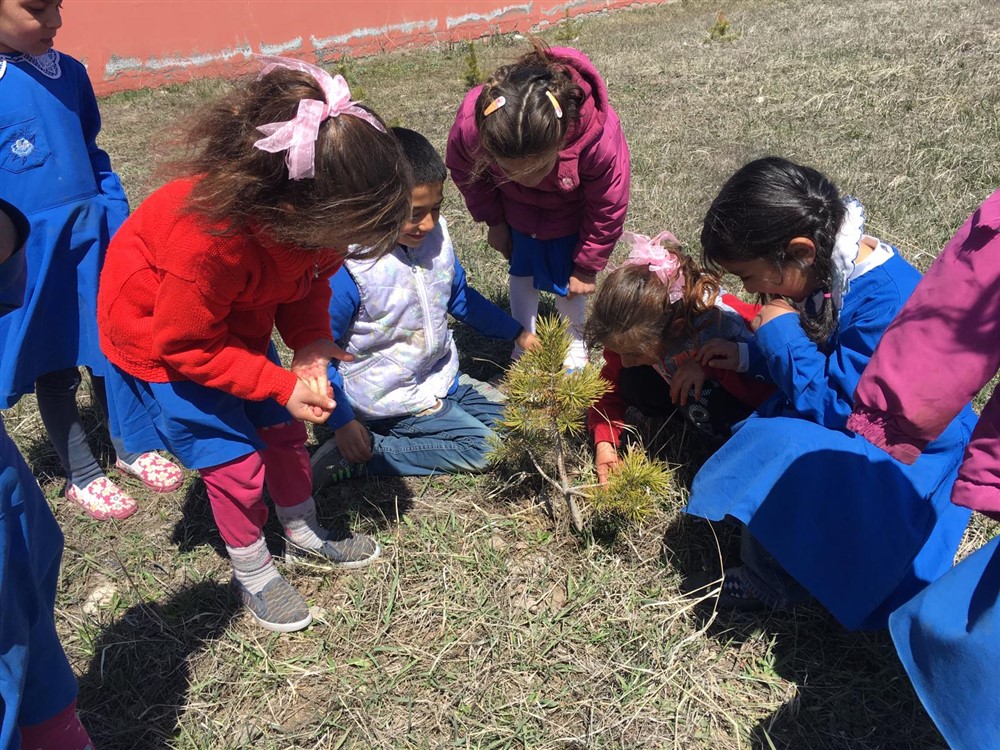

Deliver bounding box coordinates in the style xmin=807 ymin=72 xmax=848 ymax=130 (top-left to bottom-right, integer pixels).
xmin=509 ymin=229 xmax=578 ymax=296
xmin=0 ymin=50 xmax=130 ymax=408
xmin=685 ymin=250 xmax=976 ymax=630
xmin=0 ymin=213 xmax=79 ymax=745
xmin=889 ymin=534 xmax=1000 ymax=750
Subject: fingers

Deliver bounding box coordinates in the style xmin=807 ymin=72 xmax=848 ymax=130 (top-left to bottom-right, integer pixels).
xmin=325 ymin=341 xmax=353 ymax=363
xmin=596 ymin=464 xmax=609 ymax=485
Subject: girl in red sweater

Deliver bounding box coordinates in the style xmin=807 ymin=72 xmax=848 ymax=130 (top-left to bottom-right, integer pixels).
xmin=585 ymin=232 xmax=773 ymax=483
xmin=97 ymin=57 xmax=412 ymax=632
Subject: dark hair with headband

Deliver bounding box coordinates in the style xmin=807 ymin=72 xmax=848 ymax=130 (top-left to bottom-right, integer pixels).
xmin=474 ymin=40 xmax=584 ymax=165
xmin=700 ymin=156 xmax=846 ymax=347
xmin=172 ymin=58 xmax=412 ymax=259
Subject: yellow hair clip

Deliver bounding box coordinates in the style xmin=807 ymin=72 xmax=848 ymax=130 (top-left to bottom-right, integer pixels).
xmin=545 ymin=90 xmax=563 ymax=119
xmin=483 ymin=96 xmax=506 ymax=117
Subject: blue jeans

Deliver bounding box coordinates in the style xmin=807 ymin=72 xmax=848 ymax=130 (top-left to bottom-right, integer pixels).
xmin=364 ymin=382 xmax=504 ymax=476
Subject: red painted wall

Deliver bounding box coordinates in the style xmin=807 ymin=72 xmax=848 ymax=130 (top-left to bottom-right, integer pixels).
xmin=58 ymin=0 xmax=653 ymax=95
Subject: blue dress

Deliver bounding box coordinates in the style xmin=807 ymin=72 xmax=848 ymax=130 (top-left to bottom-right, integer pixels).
xmin=0 ymin=209 xmax=79 ymax=745
xmin=889 ymin=534 xmax=1000 ymax=750
xmin=0 ymin=50 xmax=129 ymax=409
xmin=685 ymin=249 xmax=976 ymax=630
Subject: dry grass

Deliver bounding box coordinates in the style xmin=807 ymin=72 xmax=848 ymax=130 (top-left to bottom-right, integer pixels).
xmin=4 ymin=0 xmax=999 ymax=747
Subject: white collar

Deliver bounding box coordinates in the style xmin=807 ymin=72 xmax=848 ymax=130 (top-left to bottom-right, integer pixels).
xmin=0 ymin=49 xmax=61 ymax=79
xmin=830 ymin=196 xmax=866 ymax=312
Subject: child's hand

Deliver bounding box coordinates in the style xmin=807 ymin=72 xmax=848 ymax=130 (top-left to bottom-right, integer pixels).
xmin=696 ymin=338 xmax=740 ymax=370
xmin=595 ymin=441 xmax=620 ymax=485
xmin=752 ymin=299 xmax=797 ymax=331
xmin=291 ymin=339 xmax=353 ymax=402
xmin=567 ymin=271 xmax=596 ymax=298
xmin=670 ymin=359 xmax=706 ymax=406
xmin=287 ymin=378 xmax=335 ymax=424
xmin=335 ymin=419 xmax=373 ymax=463
xmin=487 ymin=223 xmax=512 ymax=259
xmin=515 ymin=329 xmax=541 ymax=352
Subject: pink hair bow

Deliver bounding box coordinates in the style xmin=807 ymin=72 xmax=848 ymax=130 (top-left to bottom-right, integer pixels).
xmin=252 ymin=55 xmax=386 ymax=181
xmin=621 ymin=231 xmax=686 ymax=303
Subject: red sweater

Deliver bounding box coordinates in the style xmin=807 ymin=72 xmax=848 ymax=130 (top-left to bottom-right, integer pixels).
xmin=588 ymin=294 xmax=775 ymax=446
xmin=98 ymin=179 xmax=341 ymax=406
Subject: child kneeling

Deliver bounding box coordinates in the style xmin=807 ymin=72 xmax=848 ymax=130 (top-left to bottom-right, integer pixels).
xmin=312 ymin=128 xmax=537 ymax=486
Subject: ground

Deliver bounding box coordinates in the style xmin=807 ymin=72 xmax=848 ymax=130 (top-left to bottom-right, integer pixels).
xmin=4 ymin=0 xmax=1000 ymax=747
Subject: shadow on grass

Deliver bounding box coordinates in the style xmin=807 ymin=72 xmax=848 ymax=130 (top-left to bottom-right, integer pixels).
xmin=77 ymin=580 xmax=238 ymax=750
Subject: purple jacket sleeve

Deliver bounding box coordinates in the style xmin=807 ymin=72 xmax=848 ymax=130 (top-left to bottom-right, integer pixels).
xmin=446 ymin=91 xmax=506 ymax=228
xmin=849 ymin=189 xmax=1000 ymax=464
xmin=573 ymin=111 xmax=630 ymax=276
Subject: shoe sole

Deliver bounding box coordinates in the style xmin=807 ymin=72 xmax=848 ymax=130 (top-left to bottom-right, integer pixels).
xmin=65 ymin=490 xmax=138 ymax=521
xmin=247 ymin=609 xmax=313 ymax=633
xmin=284 ymin=540 xmax=383 ymax=570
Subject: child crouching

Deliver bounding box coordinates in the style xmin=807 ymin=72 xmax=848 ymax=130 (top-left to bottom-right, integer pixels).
xmin=312 ymin=128 xmax=538 ymax=487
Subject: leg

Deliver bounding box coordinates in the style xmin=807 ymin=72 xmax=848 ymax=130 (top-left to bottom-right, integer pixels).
xmin=200 ymin=451 xmax=312 ymax=633
xmin=365 ymin=395 xmax=497 ymax=476
xmin=737 ymin=527 xmax=810 ymax=607
xmin=554 ymin=292 xmax=588 ymax=370
xmin=508 ymin=275 xmax=540 ymax=360
xmin=450 ymin=380 xmax=506 ymax=429
xmin=91 ymin=372 xmax=184 ymax=493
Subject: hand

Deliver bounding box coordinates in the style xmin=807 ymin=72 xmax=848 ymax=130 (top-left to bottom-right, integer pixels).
xmin=291 ymin=338 xmax=353 ymax=405
xmin=670 ymin=358 xmax=707 ymax=406
xmin=595 ymin=441 xmax=620 ymax=485
xmin=567 ymin=271 xmax=596 ymax=298
xmin=515 ymin=329 xmax=541 ymax=352
xmin=335 ymin=419 xmax=373 ymax=463
xmin=286 ymin=378 xmax=335 ymax=424
xmin=752 ymin=299 xmax=797 ymax=331
xmin=696 ymin=338 xmax=740 ymax=370
xmin=487 ymin=223 xmax=512 ymax=259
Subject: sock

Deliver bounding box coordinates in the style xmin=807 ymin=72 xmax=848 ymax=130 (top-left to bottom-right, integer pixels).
xmin=554 ymin=293 xmax=589 ymax=370
xmin=508 ymin=275 xmax=540 ymax=360
xmin=18 ymin=700 xmax=94 ymax=750
xmin=227 ymin=536 xmax=281 ymax=595
xmin=274 ymin=496 xmax=327 ymax=551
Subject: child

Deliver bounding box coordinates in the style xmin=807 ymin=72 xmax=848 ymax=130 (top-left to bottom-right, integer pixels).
xmin=446 ymin=42 xmax=630 ymax=370
xmin=1 ymin=199 xmax=94 ymax=750
xmin=96 ymin=56 xmax=412 ymax=632
xmin=584 ymin=231 xmax=774 ymax=483
xmin=684 ymin=156 xmax=977 ymax=630
xmin=312 ymin=127 xmax=538 ymax=486
xmin=0 ymin=0 xmax=182 ymax=521
xmin=848 ymin=189 xmax=1000 ymax=749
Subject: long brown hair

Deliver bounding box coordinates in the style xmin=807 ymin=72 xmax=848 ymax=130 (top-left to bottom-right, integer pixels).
xmin=586 ymin=243 xmax=723 ymax=355
xmin=171 ymin=67 xmax=412 ymax=257
xmin=474 ymin=40 xmax=584 ymax=165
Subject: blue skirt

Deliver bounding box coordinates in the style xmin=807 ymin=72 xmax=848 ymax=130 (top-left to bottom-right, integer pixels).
xmin=105 ymin=353 xmax=291 ymax=471
xmin=889 ymin=534 xmax=1000 ymax=750
xmin=685 ymin=411 xmax=975 ymax=630
xmin=508 ymin=230 xmax=578 ymax=296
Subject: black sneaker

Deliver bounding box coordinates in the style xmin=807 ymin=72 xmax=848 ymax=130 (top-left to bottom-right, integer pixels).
xmin=233 ymin=575 xmax=312 ymax=632
xmin=716 ymin=566 xmax=782 ymax=612
xmin=311 ymin=439 xmax=360 ymax=488
xmin=285 ymin=528 xmax=382 ymax=570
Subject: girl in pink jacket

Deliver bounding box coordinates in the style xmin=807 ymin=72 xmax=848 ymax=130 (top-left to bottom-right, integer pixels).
xmin=849 ymin=188 xmax=1000 ymax=750
xmin=446 ymin=43 xmax=630 ymax=370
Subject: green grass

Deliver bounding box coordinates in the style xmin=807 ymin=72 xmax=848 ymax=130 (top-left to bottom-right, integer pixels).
xmin=3 ymin=0 xmax=999 ymax=747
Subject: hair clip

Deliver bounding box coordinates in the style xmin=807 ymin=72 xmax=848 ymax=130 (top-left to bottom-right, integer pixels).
xmin=483 ymin=96 xmax=506 ymax=117
xmin=545 ymin=90 xmax=563 ymax=119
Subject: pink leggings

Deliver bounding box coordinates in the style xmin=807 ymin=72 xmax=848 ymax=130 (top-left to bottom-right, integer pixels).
xmin=18 ymin=700 xmax=92 ymax=750
xmin=199 ymin=421 xmax=311 ymax=547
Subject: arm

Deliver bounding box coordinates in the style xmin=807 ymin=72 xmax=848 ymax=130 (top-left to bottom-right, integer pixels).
xmin=448 ymin=255 xmax=523 ymax=341
xmin=324 ymin=267 xmax=361 ymax=431
xmin=75 ymin=59 xmax=130 ymax=232
xmin=849 ymin=194 xmax=1000 ymax=461
xmin=572 ymin=114 xmax=630 ymax=276
xmin=756 ymin=303 xmax=890 ymax=430
xmin=588 ymin=350 xmax=628 ymax=446
xmin=445 ymin=96 xmax=506 ymax=227
xmin=0 ymin=203 xmax=27 ymax=315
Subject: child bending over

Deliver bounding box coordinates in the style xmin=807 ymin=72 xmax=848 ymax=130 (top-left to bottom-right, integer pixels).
xmin=585 ymin=231 xmax=773 ymax=483
xmin=312 ymin=128 xmax=538 ymax=487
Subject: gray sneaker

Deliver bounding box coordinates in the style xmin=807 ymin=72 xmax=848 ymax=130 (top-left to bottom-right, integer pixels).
xmin=285 ymin=528 xmax=382 ymax=570
xmin=311 ymin=438 xmax=360 ymax=489
xmin=233 ymin=575 xmax=312 ymax=632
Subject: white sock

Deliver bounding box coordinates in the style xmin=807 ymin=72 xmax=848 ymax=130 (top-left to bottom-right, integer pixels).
xmin=274 ymin=496 xmax=327 ymax=551
xmin=509 ymin=275 xmax=540 ymax=361
xmin=227 ymin=536 xmax=281 ymax=594
xmin=555 ymin=293 xmax=589 ymax=370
